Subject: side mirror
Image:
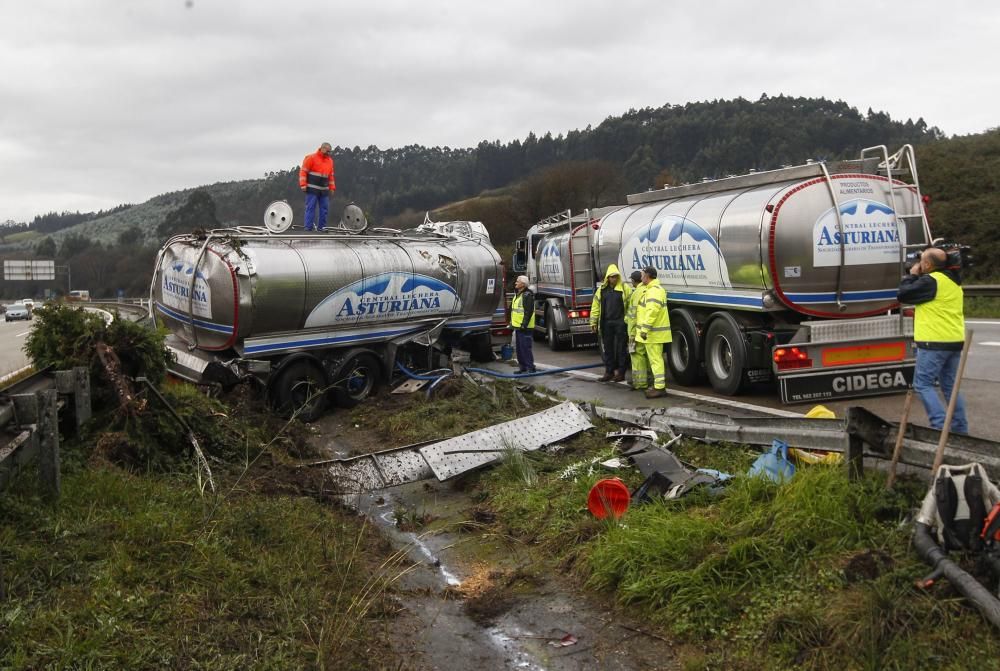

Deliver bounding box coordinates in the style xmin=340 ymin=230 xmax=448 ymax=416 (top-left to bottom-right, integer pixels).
xmin=512 ymin=238 xmax=528 ymax=273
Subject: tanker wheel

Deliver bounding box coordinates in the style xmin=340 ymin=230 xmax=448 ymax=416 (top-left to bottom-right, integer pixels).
xmin=546 ymin=307 xmax=567 ymax=351
xmin=704 ymin=315 xmax=747 ymax=396
xmin=270 ymin=360 xmax=329 ymax=422
xmin=333 ymin=353 xmax=382 ymax=408
xmin=667 ymin=309 xmax=704 ymax=386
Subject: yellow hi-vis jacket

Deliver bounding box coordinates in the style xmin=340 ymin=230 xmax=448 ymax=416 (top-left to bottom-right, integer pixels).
xmin=626 ymin=282 xmax=646 ymax=338
xmin=511 ymin=290 xmax=536 ymax=330
xmin=635 ymin=278 xmax=671 ymax=344
xmin=589 ymin=264 xmax=631 ymax=330
xmin=914 ymin=271 xmax=965 ymax=343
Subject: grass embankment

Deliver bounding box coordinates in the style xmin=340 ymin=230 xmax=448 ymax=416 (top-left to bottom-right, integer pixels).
xmin=483 ymin=435 xmax=1000 ymax=669
xmin=2 ymin=301 xmax=406 ymax=670
xmin=1 ymin=468 xmax=400 ymax=670
xmin=355 ymin=381 xmax=1000 ymax=670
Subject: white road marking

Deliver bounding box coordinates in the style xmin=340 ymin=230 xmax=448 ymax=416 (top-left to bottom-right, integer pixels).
xmin=981 ymin=342 xmax=1000 ymax=347
xmin=968 ymin=321 xmax=1000 ymax=326
xmin=15 ymin=330 xmax=30 ymax=337
xmin=531 ymin=363 xmax=804 ymax=418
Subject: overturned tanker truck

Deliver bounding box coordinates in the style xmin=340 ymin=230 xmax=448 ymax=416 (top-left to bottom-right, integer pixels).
xmin=513 ymin=145 xmax=935 ymax=403
xmin=151 ymin=204 xmax=504 ymax=420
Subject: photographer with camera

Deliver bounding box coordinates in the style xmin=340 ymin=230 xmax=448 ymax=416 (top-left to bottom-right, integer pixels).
xmin=897 ymin=247 xmax=968 ymax=434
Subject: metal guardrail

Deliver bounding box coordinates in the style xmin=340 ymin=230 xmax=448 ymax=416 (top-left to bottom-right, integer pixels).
xmin=1 ymin=367 xmax=91 ymax=501
xmin=966 ymin=285 xmax=1000 ymax=298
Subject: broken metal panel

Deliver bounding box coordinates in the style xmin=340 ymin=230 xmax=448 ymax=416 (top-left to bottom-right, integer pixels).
xmin=326 ymin=443 xmax=436 ymax=493
xmin=419 ymin=401 xmax=594 ymax=481
xmin=392 ymin=379 xmax=429 ymax=394
xmin=595 ymin=405 xmax=848 ymax=452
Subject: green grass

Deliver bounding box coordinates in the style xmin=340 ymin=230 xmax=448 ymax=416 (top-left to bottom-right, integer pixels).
xmin=3 ymin=230 xmax=41 ymax=243
xmin=350 ymin=375 xmax=553 ymax=445
xmin=470 ymin=420 xmax=1000 ymax=670
xmin=966 ymin=296 xmax=1000 ymax=318
xmin=0 ymin=467 xmax=404 ymax=671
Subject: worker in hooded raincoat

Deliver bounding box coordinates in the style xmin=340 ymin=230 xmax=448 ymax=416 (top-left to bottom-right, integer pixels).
xmin=625 ymin=270 xmax=646 ymax=386
xmin=590 ymin=264 xmax=631 ymax=382
xmin=634 ymin=266 xmax=671 ymax=398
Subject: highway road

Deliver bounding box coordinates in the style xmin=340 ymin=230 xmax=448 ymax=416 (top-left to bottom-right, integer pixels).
xmin=513 ymin=318 xmax=1000 ymax=441
xmin=0 ymin=317 xmax=33 ymax=380
xmin=1 ymin=308 xmax=997 ymax=438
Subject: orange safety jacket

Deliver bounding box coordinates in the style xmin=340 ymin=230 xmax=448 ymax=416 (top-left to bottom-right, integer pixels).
xmin=299 ymin=151 xmax=336 ymax=194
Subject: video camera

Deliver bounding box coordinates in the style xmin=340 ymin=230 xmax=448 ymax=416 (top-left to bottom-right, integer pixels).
xmin=903 ymin=239 xmax=973 ymax=274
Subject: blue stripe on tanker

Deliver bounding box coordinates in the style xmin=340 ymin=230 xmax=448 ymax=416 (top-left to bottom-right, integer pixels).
xmin=243 ymin=318 xmax=494 ymax=354
xmin=785 ymin=289 xmax=897 ymax=303
xmin=668 ymin=292 xmax=764 ymax=308
xmin=244 ymin=326 xmax=422 ymax=354
xmin=155 ymin=303 xmax=234 ymax=334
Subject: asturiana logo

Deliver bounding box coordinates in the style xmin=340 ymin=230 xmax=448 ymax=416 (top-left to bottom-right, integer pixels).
xmin=538 ymin=241 xmax=564 ymax=283
xmin=305 ymin=272 xmax=462 ymax=327
xmin=812 ymin=199 xmax=903 ymax=268
xmin=623 ymin=216 xmax=731 ymax=287
xmin=161 ymin=259 xmax=212 ymax=317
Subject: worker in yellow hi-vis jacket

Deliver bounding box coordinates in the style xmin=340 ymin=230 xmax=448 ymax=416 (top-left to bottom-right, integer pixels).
xmin=624 ymin=270 xmax=646 ymax=388
xmin=633 ymin=266 xmax=671 ymax=398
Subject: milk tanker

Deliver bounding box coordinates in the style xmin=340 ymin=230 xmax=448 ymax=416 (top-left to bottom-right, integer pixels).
xmin=513 ymin=145 xmax=933 ymax=403
xmin=152 ymin=204 xmax=504 ymax=419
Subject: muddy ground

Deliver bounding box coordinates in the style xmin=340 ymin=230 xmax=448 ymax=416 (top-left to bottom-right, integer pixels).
xmin=301 ymin=392 xmax=680 ymax=671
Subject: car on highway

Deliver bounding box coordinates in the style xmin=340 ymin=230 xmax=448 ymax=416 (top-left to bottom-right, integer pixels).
xmin=5 ymin=303 xmax=32 ymax=322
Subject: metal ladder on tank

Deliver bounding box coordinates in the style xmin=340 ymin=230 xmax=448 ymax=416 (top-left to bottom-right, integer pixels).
xmin=570 ymin=210 xmax=597 ymax=308
xmin=861 ymin=144 xmax=933 ymax=335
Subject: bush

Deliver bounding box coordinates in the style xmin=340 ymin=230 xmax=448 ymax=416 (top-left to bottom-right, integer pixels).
xmin=24 ymin=303 xmax=173 ymax=384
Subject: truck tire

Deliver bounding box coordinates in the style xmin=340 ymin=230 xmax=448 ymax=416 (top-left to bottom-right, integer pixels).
xmin=704 ymin=314 xmax=747 ymax=396
xmin=333 ymin=352 xmax=382 ymax=408
xmin=546 ymin=306 xmax=567 ymax=351
xmin=465 ymin=332 xmax=494 ymax=363
xmin=667 ymin=309 xmax=704 ymax=386
xmin=270 ymin=360 xmax=329 ymax=422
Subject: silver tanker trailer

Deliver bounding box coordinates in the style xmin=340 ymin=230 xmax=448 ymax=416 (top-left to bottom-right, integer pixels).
xmin=151 ymin=204 xmax=504 ymax=420
xmin=512 ymin=145 xmax=933 ymax=403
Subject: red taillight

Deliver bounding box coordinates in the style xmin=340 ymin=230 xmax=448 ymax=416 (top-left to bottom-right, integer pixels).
xmin=568 ymin=309 xmax=591 ymax=319
xmin=902 ymin=308 xmax=915 ymax=317
xmin=773 ymin=346 xmax=813 ymax=370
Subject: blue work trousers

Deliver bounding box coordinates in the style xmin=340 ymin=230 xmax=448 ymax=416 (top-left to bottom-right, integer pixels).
xmin=515 ymin=330 xmax=535 ymax=373
xmin=914 ymin=346 xmax=969 ymax=434
xmin=304 ymin=192 xmax=329 ymax=231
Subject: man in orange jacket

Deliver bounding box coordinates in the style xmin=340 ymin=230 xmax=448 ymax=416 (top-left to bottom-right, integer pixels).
xmin=299 ymin=143 xmax=336 ymax=231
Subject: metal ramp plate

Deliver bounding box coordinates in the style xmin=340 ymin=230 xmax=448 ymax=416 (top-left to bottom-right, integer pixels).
xmin=418 ymin=401 xmax=593 ymax=481
xmin=392 ymin=379 xmax=429 ymax=394
xmin=327 ymin=443 xmax=435 ymax=493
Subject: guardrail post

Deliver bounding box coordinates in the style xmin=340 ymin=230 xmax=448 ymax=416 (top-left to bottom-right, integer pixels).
xmin=844 ymin=407 xmax=866 ymax=482
xmin=37 ymin=389 xmax=60 ymax=501
xmin=74 ymin=366 xmax=91 ymax=427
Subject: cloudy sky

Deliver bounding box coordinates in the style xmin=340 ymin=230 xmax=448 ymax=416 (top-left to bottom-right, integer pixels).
xmin=1 ymin=0 xmax=997 ymax=222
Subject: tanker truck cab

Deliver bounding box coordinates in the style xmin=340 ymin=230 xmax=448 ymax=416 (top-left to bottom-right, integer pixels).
xmin=513 ymin=207 xmax=624 ymax=351
xmin=526 ymin=144 xmax=933 ymax=403
xmin=152 ymin=203 xmax=504 ymax=420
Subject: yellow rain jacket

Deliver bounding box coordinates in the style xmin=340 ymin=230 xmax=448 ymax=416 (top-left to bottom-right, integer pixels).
xmin=589 ymin=264 xmax=631 ymax=331
xmin=635 ymin=278 xmax=671 ymax=344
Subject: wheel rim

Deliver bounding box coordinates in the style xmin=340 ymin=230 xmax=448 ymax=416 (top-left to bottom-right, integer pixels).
xmin=289 ymin=377 xmax=320 ymax=412
xmin=671 ymin=332 xmax=690 ymax=371
xmin=345 ymin=365 xmax=374 ymax=398
xmin=710 ymin=335 xmax=733 ymax=380
xmin=547 ymin=318 xmax=555 ymax=343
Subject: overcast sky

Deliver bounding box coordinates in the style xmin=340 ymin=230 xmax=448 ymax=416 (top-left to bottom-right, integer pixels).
xmin=1 ymin=0 xmax=997 ymax=223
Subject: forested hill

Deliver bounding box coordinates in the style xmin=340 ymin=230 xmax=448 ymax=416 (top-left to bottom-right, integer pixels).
xmin=16 ymin=95 xmax=939 ymax=246
xmin=7 ymin=94 xmax=997 ymax=298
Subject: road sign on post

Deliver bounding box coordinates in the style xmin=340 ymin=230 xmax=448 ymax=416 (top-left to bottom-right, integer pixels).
xmin=3 ymin=259 xmax=55 ymax=281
